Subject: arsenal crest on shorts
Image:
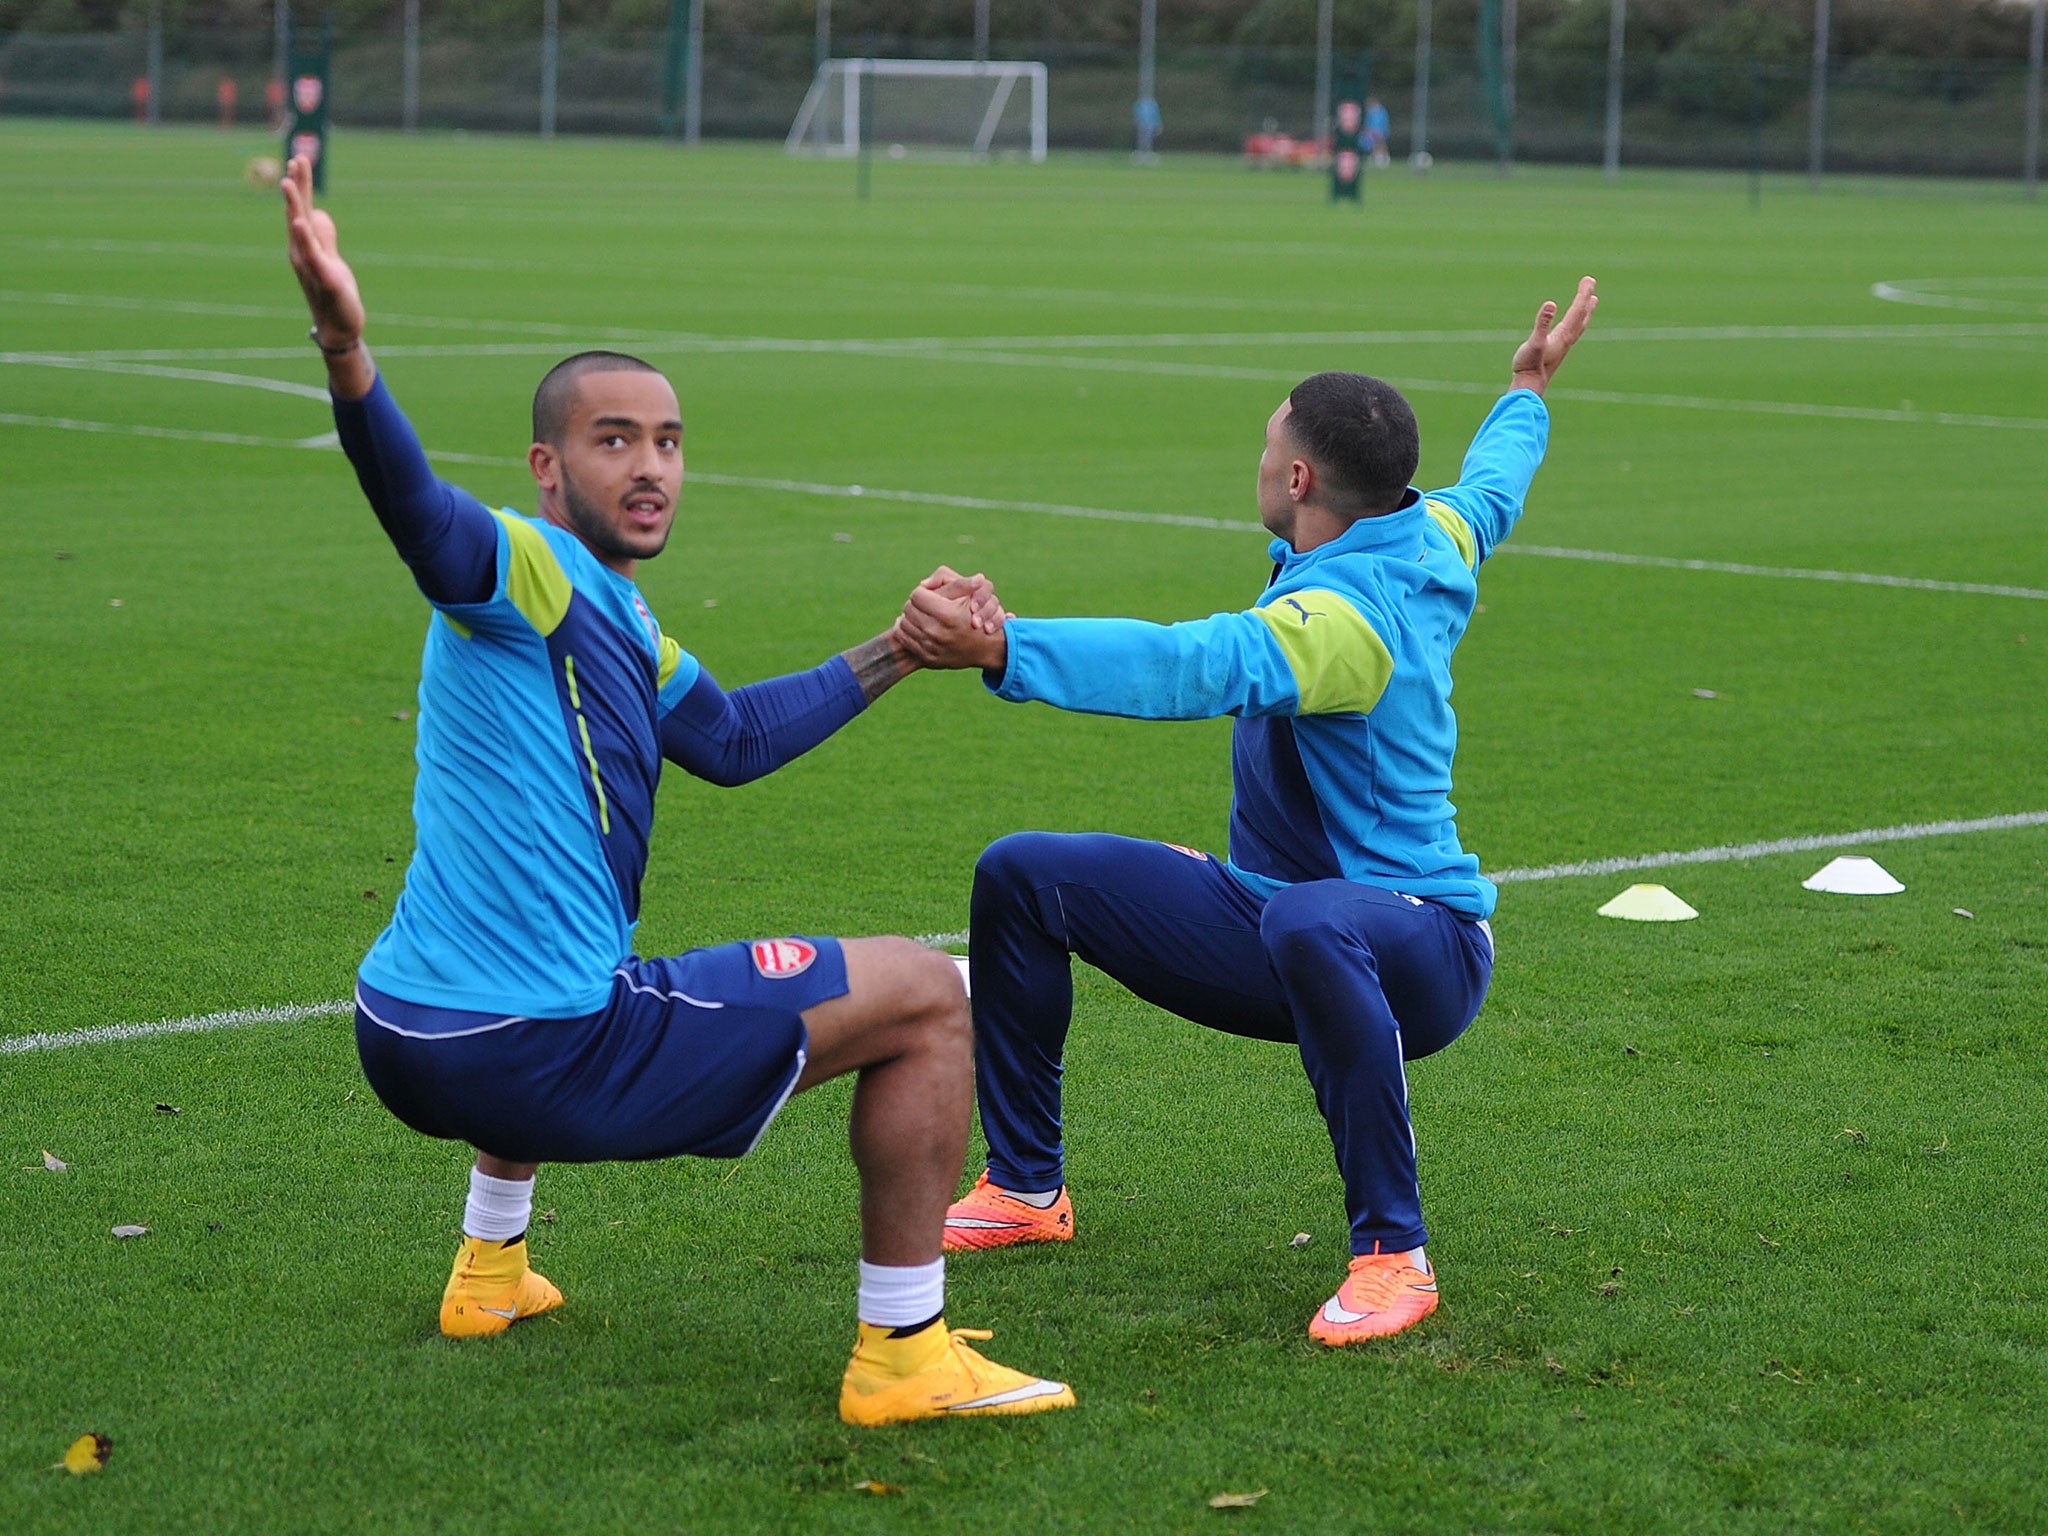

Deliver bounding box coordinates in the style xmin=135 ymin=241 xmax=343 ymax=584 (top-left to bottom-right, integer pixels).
xmin=752 ymin=938 xmax=818 ymax=978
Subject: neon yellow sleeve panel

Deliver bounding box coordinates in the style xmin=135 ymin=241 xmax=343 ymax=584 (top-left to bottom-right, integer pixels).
xmin=493 ymin=510 xmax=573 ymax=636
xmin=656 ymin=633 xmax=684 ymax=689
xmin=1423 ymin=497 xmax=1478 ymax=568
xmin=1250 ymin=588 xmax=1395 ymax=716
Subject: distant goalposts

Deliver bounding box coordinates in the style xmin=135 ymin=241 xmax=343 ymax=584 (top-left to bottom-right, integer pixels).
xmin=785 ymin=58 xmax=1048 ymax=162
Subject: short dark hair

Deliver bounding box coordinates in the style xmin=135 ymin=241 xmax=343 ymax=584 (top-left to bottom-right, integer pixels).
xmin=532 ymin=351 xmax=665 ymax=446
xmin=1284 ymin=372 xmax=1419 ymax=516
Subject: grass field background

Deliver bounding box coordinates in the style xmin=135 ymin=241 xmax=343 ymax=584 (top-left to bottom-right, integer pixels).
xmin=3 ymin=122 xmax=2046 ymax=1532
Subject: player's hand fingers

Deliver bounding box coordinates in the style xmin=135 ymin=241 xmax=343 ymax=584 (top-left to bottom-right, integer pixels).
xmin=1554 ymin=277 xmax=1598 ymax=345
xmin=906 ymin=586 xmax=971 ymax=627
xmin=918 ymin=564 xmax=964 ymax=591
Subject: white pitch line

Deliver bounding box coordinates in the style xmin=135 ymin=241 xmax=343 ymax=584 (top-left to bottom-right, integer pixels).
xmin=0 ymin=352 xmax=331 ymax=401
xmin=0 ymin=1000 xmax=352 ymax=1056
xmin=7 ymin=814 xmax=2045 ymax=1056
xmin=4 ymin=409 xmax=2045 ymax=599
xmin=1503 ymin=545 xmax=2048 ymax=601
xmin=1492 ymin=810 xmax=2048 ymax=885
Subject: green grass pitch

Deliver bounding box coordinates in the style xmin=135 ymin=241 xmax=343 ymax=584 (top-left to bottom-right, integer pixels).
xmin=3 ymin=120 xmax=2046 ymax=1532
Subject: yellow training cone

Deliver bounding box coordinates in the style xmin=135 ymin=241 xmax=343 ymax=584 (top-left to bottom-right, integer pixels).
xmin=1598 ymin=884 xmax=1699 ymax=922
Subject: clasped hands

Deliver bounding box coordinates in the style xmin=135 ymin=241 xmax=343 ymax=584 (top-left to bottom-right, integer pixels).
xmin=893 ymin=566 xmax=1012 ymax=674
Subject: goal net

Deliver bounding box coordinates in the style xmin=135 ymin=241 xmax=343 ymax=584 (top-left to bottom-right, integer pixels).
xmin=785 ymin=59 xmax=1048 ymax=162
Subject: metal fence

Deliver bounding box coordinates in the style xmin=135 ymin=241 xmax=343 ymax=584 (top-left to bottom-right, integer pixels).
xmin=1 ymin=24 xmax=2042 ymax=181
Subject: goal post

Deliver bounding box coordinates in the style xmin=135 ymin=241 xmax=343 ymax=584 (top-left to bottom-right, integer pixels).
xmin=785 ymin=58 xmax=1048 ymax=162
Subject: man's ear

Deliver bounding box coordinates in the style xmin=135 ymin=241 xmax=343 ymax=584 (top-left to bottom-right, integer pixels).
xmin=1288 ymin=455 xmax=1315 ymax=504
xmin=528 ymin=441 xmax=559 ymax=492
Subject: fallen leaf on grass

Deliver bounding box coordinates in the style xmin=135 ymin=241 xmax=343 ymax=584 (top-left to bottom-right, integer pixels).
xmin=1691 ymin=688 xmax=1718 ymax=699
xmin=538 ymin=1209 xmax=559 ymax=1225
xmin=110 ymin=1224 xmax=149 ymax=1239
xmin=41 ymin=1150 xmax=67 ymax=1172
xmin=55 ymin=1433 xmax=111 ymax=1474
xmin=1208 ymin=1489 xmax=1268 ymax=1509
xmin=1838 ymin=1127 xmax=1868 ymax=1144
xmin=852 ymin=1480 xmax=903 ymax=1496
xmin=391 ymin=709 xmax=412 ymax=722
xmin=1953 ymin=908 xmax=1975 ymax=919
xmin=1289 ymin=1232 xmax=1312 ymax=1248
xmin=154 ymin=1103 xmax=180 ymax=1115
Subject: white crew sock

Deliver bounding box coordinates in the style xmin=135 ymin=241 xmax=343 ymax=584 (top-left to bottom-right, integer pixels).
xmin=994 ymin=1183 xmax=1061 ymax=1209
xmin=857 ymin=1257 xmax=946 ymax=1330
xmin=463 ymin=1167 xmax=535 ymax=1242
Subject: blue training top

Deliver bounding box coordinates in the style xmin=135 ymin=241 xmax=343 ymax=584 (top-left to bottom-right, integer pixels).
xmin=987 ymin=388 xmax=1549 ymax=920
xmin=336 ymin=376 xmax=869 ymax=1019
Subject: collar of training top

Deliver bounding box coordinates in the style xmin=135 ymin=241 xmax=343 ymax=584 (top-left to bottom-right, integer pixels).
xmin=1267 ymin=486 xmax=1425 ymax=569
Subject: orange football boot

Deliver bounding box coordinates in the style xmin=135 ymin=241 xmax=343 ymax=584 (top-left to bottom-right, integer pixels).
xmin=942 ymin=1171 xmax=1074 ymax=1252
xmin=439 ymin=1235 xmax=564 ymax=1338
xmin=1307 ymin=1249 xmax=1439 ymax=1345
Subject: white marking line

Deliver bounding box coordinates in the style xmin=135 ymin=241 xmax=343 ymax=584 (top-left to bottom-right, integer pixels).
xmin=1506 ymin=545 xmax=2048 ymax=602
xmin=0 ymin=1000 xmax=352 ymax=1056
xmin=0 ymin=352 xmax=331 ymax=401
xmin=3 ymin=410 xmax=2044 ymax=600
xmin=9 ymin=815 xmax=2045 ymax=1056
xmin=1492 ymin=811 xmax=2048 ymax=885
xmin=1873 ymin=278 xmax=2048 ymax=316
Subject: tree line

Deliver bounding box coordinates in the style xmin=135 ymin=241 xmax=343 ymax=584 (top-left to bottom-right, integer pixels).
xmin=7 ymin=0 xmax=2035 ymax=68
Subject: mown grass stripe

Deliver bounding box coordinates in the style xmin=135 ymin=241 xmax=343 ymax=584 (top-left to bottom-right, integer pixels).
xmin=8 ymin=816 xmax=2044 ymax=1057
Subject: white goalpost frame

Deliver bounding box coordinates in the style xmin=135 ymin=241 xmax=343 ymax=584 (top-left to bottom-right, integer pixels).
xmin=785 ymin=58 xmax=1049 ymax=162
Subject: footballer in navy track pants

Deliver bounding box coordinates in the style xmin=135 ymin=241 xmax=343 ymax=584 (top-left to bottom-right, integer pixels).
xmin=900 ymin=278 xmax=1599 ymax=1339
xmin=969 ymin=832 xmax=1493 ymax=1256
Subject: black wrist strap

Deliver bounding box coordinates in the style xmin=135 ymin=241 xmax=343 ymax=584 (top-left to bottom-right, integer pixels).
xmin=309 ymin=327 xmax=360 ymax=357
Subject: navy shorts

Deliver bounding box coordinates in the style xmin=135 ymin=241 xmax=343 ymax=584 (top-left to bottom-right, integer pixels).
xmin=353 ymin=938 xmax=849 ymax=1164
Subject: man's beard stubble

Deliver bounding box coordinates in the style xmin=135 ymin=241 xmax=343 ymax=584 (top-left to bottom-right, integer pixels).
xmin=560 ymin=463 xmax=671 ymax=564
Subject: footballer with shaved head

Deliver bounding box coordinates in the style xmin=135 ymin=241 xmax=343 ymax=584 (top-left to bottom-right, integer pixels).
xmin=282 ymin=157 xmax=1072 ymax=1426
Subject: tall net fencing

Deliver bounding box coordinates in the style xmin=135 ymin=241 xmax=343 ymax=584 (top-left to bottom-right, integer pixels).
xmin=0 ymin=22 xmax=2038 ymax=180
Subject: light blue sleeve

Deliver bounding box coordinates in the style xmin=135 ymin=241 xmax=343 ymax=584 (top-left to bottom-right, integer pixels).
xmin=988 ymin=612 xmax=1304 ymax=720
xmin=1424 ymin=388 xmax=1550 ymax=564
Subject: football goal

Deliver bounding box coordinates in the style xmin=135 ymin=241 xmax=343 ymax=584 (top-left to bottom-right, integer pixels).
xmin=785 ymin=58 xmax=1048 ymax=163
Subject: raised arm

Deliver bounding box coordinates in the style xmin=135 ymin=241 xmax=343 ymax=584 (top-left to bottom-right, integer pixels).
xmin=1427 ymin=275 xmax=1597 ymax=564
xmin=282 ymin=155 xmax=496 ymax=606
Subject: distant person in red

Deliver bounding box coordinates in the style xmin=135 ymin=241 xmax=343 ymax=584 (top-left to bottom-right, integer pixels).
xmin=131 ymin=76 xmax=149 ymax=123
xmin=266 ymin=77 xmax=285 ymax=130
xmin=218 ymin=76 xmax=239 ymax=129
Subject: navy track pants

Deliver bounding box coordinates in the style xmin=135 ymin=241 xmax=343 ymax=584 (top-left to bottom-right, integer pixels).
xmin=969 ymin=831 xmax=1494 ymax=1254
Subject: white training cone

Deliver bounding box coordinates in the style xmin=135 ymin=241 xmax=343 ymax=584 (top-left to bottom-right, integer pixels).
xmin=1803 ymin=856 xmax=1905 ymax=895
xmin=951 ymin=953 xmax=972 ymax=997
xmin=1598 ymin=884 xmax=1699 ymax=922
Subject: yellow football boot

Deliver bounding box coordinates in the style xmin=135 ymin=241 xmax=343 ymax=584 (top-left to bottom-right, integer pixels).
xmin=439 ymin=1235 xmax=563 ymax=1338
xmin=839 ymin=1319 xmax=1076 ymax=1425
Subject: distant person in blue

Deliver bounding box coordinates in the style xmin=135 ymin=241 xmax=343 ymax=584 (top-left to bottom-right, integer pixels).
xmin=901 ymin=278 xmax=1599 ymax=1345
xmin=1365 ymin=95 xmax=1392 ymax=167
xmin=1134 ymin=95 xmax=1162 ymax=160
xmin=278 ymin=157 xmax=1074 ymax=1426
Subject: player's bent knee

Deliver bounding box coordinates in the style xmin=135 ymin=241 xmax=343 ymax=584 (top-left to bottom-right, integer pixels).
xmin=973 ymin=830 xmax=1061 ymax=900
xmin=1258 ymin=882 xmax=1350 ymax=971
